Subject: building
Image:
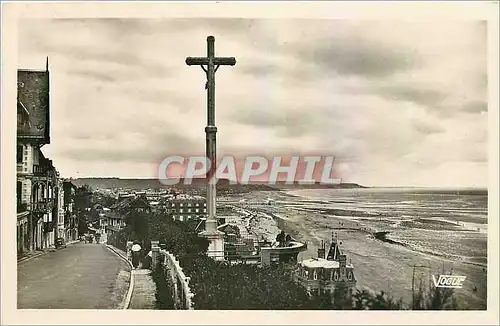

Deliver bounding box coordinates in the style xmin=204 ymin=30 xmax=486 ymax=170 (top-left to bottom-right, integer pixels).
xmin=102 ymin=210 xmax=126 ymax=240
xmin=63 ymin=180 xmax=78 ymax=242
xmin=294 ymin=234 xmax=357 ymax=297
xmin=17 ymin=60 xmax=62 ymax=252
xmin=103 ymin=196 xmax=150 ymax=239
xmin=165 ymin=195 xmax=207 ymax=222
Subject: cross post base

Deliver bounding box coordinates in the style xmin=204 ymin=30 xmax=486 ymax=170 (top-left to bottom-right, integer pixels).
xmin=199 ymin=229 xmax=225 ymax=261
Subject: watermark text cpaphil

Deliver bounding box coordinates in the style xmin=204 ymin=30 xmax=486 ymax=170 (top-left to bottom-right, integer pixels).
xmin=157 ymin=155 xmax=342 ymax=186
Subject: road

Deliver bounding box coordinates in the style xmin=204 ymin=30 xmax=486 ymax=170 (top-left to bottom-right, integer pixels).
xmin=18 ymin=243 xmax=131 ymax=309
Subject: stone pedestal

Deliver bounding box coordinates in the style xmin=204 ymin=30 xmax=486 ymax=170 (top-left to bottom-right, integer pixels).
xmin=199 ymin=227 xmax=225 ymax=261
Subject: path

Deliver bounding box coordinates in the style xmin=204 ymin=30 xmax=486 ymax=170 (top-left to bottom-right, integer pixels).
xmin=18 ymin=243 xmax=130 ymax=309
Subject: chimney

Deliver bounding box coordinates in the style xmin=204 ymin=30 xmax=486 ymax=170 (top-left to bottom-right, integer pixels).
xmin=317 ymin=240 xmax=326 ymax=259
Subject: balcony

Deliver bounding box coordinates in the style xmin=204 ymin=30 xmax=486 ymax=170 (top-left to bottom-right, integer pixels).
xmin=33 ymin=164 xmax=46 ymax=175
xmin=32 ymin=201 xmax=48 ymax=213
xmin=32 ymin=199 xmax=54 ymax=213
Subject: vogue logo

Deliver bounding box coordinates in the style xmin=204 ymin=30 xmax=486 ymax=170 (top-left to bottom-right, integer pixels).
xmin=432 ymin=275 xmax=467 ymax=289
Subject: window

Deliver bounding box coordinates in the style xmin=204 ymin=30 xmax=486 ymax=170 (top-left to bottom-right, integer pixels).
xmin=204 ymin=209 xmax=207 ymax=213
xmin=196 ymin=209 xmax=199 ymax=213
xmin=17 ymin=181 xmax=22 ymax=205
xmin=17 ymin=145 xmax=23 ymax=164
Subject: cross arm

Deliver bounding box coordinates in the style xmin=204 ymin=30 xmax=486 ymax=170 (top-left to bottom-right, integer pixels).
xmin=213 ymin=57 xmax=236 ymax=66
xmin=186 ymin=57 xmax=209 ymax=66
xmin=185 ymin=57 xmax=236 ymax=66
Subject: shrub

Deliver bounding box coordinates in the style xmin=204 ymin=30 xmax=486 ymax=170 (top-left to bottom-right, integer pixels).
xmin=128 ymin=211 xmax=459 ymax=310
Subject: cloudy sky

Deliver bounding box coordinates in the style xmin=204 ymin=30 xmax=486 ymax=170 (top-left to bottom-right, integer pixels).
xmin=18 ymin=18 xmax=487 ymax=187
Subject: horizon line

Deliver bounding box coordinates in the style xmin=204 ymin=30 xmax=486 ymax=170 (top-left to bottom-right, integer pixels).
xmin=65 ymin=176 xmax=488 ymax=190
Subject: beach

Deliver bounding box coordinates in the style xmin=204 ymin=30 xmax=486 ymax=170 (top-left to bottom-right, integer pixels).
xmin=223 ymin=188 xmax=488 ymax=310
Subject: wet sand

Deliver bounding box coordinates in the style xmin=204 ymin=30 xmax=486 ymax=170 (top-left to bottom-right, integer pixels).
xmin=227 ymin=190 xmax=487 ymax=310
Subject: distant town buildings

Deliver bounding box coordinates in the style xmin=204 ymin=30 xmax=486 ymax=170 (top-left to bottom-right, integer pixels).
xmin=164 ymin=194 xmax=207 ymax=222
xmin=16 ymin=60 xmax=76 ymax=254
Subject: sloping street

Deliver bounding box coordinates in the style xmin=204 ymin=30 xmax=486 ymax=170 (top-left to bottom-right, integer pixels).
xmin=18 ymin=243 xmax=131 ymax=309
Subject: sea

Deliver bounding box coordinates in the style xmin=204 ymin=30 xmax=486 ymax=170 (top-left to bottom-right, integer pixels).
xmin=285 ymin=187 xmax=488 ymax=266
xmin=275 ymin=187 xmax=488 ymax=309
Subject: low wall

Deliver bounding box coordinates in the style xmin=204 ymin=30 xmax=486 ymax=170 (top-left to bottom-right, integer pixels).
xmin=151 ymin=241 xmax=194 ymax=310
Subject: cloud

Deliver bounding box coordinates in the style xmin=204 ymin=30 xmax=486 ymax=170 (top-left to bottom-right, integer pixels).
xmin=18 ymin=18 xmax=488 ymax=187
xmin=375 ymin=85 xmax=447 ymax=108
xmin=462 ymin=100 xmax=488 ymax=114
xmin=295 ymin=38 xmax=419 ymax=78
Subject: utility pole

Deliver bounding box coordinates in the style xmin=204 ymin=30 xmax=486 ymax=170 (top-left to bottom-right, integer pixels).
xmin=186 ymin=36 xmax=236 ymax=260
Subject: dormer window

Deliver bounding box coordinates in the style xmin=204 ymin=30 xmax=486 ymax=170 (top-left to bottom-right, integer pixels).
xmin=17 ymin=100 xmax=31 ymax=129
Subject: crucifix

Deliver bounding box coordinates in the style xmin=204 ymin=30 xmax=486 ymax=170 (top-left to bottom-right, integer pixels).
xmin=186 ymin=36 xmax=236 ymax=249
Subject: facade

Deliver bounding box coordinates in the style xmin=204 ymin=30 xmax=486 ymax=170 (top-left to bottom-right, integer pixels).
xmin=102 ymin=211 xmax=127 ymax=240
xmin=17 ymin=61 xmax=65 ymax=253
xmin=165 ymin=195 xmax=207 ymax=222
xmin=63 ymin=180 xmax=78 ymax=242
xmin=294 ymin=235 xmax=357 ymax=296
xmin=16 ymin=61 xmax=64 ymax=254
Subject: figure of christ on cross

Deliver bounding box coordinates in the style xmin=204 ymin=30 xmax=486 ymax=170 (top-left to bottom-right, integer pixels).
xmin=186 ymin=36 xmax=236 ymax=258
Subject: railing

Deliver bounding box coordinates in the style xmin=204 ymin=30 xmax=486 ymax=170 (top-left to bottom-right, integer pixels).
xmin=150 ymin=241 xmax=195 ymax=310
xmin=33 ymin=164 xmax=46 ymax=175
xmin=32 ymin=200 xmax=53 ymax=213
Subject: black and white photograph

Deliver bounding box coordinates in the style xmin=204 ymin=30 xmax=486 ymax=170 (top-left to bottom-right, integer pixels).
xmin=1 ymin=1 xmax=499 ymax=325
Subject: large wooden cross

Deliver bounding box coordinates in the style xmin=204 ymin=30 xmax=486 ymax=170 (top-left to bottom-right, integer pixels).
xmin=186 ymin=36 xmax=236 ymax=233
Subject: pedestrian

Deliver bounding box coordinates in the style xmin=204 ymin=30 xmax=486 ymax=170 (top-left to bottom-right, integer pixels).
xmin=131 ymin=242 xmax=142 ymax=269
xmin=276 ymin=230 xmax=285 ymax=247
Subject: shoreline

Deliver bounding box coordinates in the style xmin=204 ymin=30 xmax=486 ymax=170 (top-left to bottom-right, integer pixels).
xmin=229 ymin=189 xmax=487 ymax=309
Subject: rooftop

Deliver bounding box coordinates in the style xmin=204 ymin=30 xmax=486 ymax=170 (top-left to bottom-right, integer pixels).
xmin=17 ymin=69 xmax=50 ymax=142
xmin=300 ymin=258 xmax=354 ymax=269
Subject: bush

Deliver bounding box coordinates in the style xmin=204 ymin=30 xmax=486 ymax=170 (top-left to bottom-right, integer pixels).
xmin=130 ymin=211 xmax=459 ymax=310
xmin=152 ymin=265 xmax=175 ymax=309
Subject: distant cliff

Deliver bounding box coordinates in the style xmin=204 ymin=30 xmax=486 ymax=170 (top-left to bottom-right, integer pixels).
xmin=70 ymin=177 xmax=365 ymax=191
xmin=270 ymin=182 xmax=367 ymax=189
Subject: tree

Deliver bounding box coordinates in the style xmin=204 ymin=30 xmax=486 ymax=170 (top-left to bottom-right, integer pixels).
xmin=74 ymin=185 xmax=93 ymax=235
xmin=352 ymin=289 xmax=404 ymax=310
xmin=413 ymin=281 xmax=458 ymax=310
